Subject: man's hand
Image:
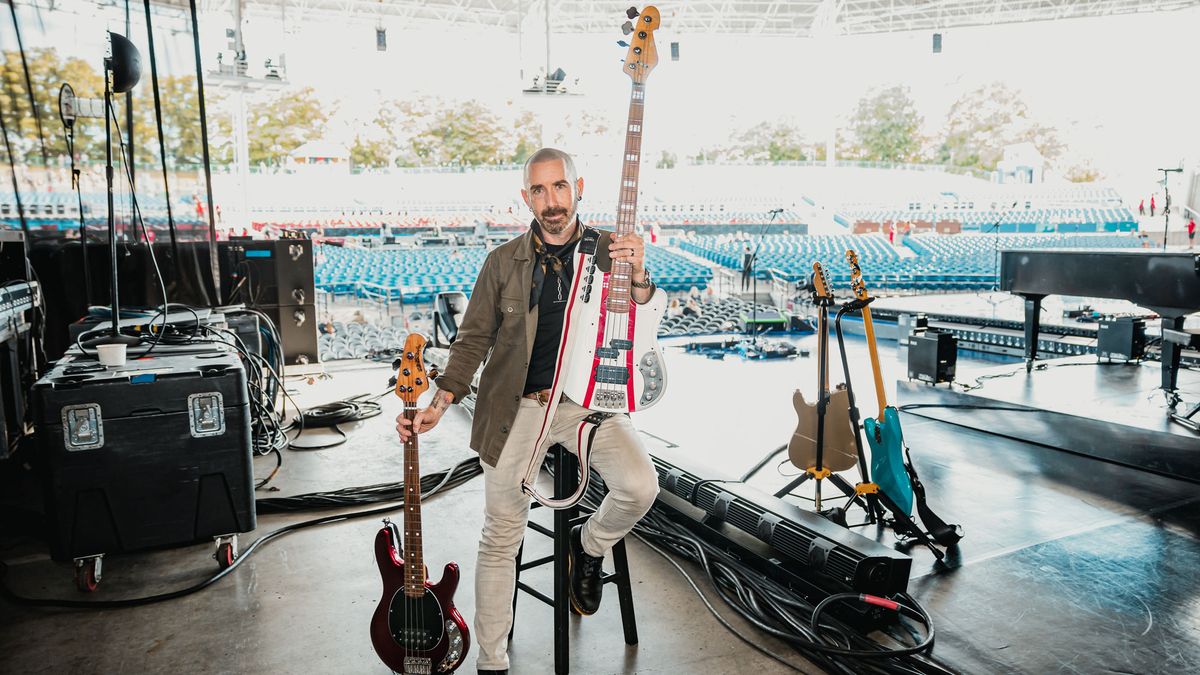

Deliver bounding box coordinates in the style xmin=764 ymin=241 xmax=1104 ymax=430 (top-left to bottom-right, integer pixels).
xmin=610 ymin=232 xmax=646 ymax=278
xmin=396 ymin=390 xmax=453 ymax=442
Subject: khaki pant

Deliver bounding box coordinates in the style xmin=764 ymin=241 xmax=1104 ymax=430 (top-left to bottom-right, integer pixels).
xmin=474 ymin=397 xmax=659 ymax=671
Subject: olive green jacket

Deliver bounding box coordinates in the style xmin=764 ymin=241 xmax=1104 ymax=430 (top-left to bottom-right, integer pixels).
xmin=435 ymin=223 xmax=654 ymax=467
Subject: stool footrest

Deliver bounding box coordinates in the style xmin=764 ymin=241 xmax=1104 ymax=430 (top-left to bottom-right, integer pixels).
xmin=515 ymin=581 xmax=554 ymax=608
xmin=518 ymin=554 xmax=554 ymax=571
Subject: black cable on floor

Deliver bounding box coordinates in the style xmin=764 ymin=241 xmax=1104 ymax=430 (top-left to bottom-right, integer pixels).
xmin=0 ymin=457 xmax=483 ymax=610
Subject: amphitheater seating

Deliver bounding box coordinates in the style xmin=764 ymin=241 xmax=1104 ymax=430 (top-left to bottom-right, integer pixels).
xmin=680 ymin=232 xmax=1142 ymax=292
xmin=841 ymin=206 xmax=1137 ymax=233
xmin=313 ymin=242 xmax=712 ymax=302
xmin=658 ymin=297 xmax=779 ymax=338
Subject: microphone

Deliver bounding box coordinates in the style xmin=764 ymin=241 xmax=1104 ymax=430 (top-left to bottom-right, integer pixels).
xmin=768 ymin=208 xmax=784 ymax=216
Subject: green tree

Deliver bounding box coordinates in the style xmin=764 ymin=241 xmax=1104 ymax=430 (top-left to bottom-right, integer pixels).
xmin=1 ymin=48 xmax=105 ymax=165
xmin=656 ymin=150 xmax=677 ymax=169
xmin=131 ymin=74 xmax=219 ymax=169
xmin=938 ymin=82 xmax=1064 ymax=172
xmin=846 ymin=85 xmax=923 ymax=162
xmin=698 ymin=121 xmax=809 ymax=162
xmin=510 ymin=110 xmax=542 ymax=164
xmin=246 ymin=86 xmax=332 ymax=166
xmin=411 ymin=100 xmax=505 ymax=166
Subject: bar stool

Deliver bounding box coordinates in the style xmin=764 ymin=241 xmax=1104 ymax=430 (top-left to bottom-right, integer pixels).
xmin=509 ymin=444 xmax=639 ymax=674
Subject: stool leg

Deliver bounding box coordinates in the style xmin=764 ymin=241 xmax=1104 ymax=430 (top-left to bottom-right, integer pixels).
xmin=611 ymin=539 xmax=639 ymax=645
xmin=554 ymin=448 xmax=571 ymax=675
xmin=508 ymin=540 xmax=524 ymax=643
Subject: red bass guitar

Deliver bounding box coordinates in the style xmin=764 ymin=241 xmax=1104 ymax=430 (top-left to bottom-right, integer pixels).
xmin=371 ymin=333 xmax=469 ymax=674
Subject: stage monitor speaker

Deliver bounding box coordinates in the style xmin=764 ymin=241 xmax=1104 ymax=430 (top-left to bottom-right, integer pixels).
xmin=1097 ymin=316 xmax=1145 ymax=361
xmin=433 ymin=291 xmax=468 ymax=349
xmin=219 ymin=239 xmax=315 ymax=307
xmin=908 ymin=329 xmax=956 ymax=384
xmin=932 ymin=33 xmax=942 ymax=53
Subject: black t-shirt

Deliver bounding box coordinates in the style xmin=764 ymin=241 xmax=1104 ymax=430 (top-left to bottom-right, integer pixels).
xmin=523 ymin=238 xmax=578 ymax=394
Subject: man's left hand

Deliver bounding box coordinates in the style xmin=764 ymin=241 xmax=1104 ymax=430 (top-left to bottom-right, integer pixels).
xmin=610 ymin=232 xmax=647 ymax=279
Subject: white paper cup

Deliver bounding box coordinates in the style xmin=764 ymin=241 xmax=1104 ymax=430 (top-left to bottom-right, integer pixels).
xmin=96 ymin=343 xmax=127 ymax=367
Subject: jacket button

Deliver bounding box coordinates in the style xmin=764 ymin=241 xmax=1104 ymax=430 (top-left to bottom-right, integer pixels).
xmin=513 ymin=396 xmax=520 ymax=402
xmin=501 ymin=425 xmax=509 ymax=433
xmin=506 ymin=306 xmax=513 ymax=313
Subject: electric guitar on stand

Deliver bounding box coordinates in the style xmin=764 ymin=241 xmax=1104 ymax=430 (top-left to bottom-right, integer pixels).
xmin=845 ymin=251 xmax=914 ymax=515
xmin=788 ymin=262 xmax=858 ymax=478
xmin=371 ymin=334 xmax=469 ymax=674
xmin=844 ymin=251 xmax=962 ymax=555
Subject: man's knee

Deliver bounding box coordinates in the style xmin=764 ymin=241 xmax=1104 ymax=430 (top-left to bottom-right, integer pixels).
xmin=622 ymin=467 xmax=660 ymax=512
xmin=478 ymin=515 xmax=527 ymax=561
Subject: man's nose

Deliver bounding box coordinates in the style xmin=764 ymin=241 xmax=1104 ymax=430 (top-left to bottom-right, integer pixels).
xmin=544 ymin=189 xmax=562 ymax=209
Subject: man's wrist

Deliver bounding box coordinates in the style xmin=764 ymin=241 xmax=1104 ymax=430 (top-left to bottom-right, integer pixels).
xmin=431 ymin=390 xmax=454 ymax=411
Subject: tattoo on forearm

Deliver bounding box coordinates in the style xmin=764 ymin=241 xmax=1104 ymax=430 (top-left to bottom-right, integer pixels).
xmin=432 ymin=392 xmax=451 ymax=411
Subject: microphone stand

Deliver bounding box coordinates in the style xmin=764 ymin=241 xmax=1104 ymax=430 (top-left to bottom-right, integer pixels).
xmin=1158 ymin=168 xmax=1183 ymax=249
xmin=84 ymin=40 xmax=140 ymax=350
xmin=63 ymin=119 xmax=93 ymax=308
xmin=747 ymin=208 xmax=783 ymax=348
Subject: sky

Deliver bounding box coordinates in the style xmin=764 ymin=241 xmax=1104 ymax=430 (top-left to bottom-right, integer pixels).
xmin=6 ymin=0 xmax=1199 ymax=202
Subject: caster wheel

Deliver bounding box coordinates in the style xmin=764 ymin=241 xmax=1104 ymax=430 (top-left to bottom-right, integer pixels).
xmin=215 ymin=542 xmax=236 ymax=570
xmin=75 ymin=558 xmax=101 ymax=592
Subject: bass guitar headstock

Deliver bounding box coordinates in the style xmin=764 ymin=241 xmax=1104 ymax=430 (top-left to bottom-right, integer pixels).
xmin=845 ymin=249 xmax=870 ymax=302
xmin=392 ymin=333 xmax=434 ymax=408
xmin=620 ymin=6 xmax=661 ymax=84
xmin=811 ymin=261 xmax=834 ymax=302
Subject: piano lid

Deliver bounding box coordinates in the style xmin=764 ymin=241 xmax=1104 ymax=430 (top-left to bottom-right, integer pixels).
xmin=999 ymin=249 xmax=1200 ymax=317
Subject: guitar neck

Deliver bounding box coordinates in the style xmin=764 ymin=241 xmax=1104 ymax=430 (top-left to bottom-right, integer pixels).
xmin=608 ymin=81 xmax=646 ymax=315
xmin=860 ymin=302 xmax=889 ymax=419
xmin=402 ymin=406 xmax=425 ymax=597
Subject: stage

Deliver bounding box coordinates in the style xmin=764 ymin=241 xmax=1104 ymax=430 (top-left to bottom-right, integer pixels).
xmin=3 ymin=336 xmax=1200 ymax=673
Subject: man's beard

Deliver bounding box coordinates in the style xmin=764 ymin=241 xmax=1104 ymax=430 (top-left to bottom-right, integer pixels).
xmin=537 ymin=206 xmax=575 ymax=235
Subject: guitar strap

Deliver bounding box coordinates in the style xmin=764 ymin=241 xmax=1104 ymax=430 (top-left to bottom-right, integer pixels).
xmin=902 ymin=446 xmax=963 ymax=547
xmin=520 ymin=228 xmax=603 ymax=509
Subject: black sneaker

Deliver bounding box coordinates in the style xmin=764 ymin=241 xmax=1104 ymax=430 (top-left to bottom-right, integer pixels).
xmin=569 ymin=524 xmax=604 ymax=615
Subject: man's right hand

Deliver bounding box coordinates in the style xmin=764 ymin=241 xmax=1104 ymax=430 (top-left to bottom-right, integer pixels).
xmin=396 ymin=390 xmax=453 ymax=442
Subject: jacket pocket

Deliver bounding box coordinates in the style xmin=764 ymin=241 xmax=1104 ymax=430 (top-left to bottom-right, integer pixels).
xmin=498 ymin=295 xmax=525 ymax=345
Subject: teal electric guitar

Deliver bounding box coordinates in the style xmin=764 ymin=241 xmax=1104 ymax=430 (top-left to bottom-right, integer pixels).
xmin=846 ymin=250 xmax=914 ymax=515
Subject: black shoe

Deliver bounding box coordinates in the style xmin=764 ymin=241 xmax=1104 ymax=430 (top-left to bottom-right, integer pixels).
xmin=569 ymin=524 xmax=604 ymax=615
xmin=478 ymin=670 xmax=507 ymax=674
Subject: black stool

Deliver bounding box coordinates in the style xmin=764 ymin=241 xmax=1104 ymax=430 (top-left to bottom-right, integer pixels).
xmin=509 ymin=444 xmax=638 ymax=674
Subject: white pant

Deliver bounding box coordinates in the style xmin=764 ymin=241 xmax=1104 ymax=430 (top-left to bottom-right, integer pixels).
xmin=474 ymin=397 xmax=659 ymax=671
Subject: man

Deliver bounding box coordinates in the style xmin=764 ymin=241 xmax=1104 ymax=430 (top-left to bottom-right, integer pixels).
xmin=741 ymin=243 xmax=754 ymax=291
xmin=396 ymin=148 xmax=660 ymax=675
xmin=1188 ymin=217 xmax=1196 ymax=248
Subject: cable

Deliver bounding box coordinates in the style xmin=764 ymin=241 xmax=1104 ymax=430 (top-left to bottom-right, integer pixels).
xmin=287 ymin=394 xmax=384 ymax=451
xmin=0 ymin=457 xmax=483 ymax=609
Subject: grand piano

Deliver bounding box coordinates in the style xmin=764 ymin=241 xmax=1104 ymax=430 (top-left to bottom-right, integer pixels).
xmin=999 ymin=249 xmax=1200 ymax=398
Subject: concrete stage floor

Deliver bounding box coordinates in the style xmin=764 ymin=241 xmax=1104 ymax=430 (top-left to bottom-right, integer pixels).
xmin=2 ymin=333 xmax=1199 ymax=674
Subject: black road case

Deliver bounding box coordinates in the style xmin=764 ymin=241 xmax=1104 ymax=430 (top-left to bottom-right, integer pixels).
xmin=32 ymin=348 xmax=255 ymax=562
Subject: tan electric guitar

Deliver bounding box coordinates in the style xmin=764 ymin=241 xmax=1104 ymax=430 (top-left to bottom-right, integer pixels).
xmin=788 ymin=262 xmax=858 ymax=472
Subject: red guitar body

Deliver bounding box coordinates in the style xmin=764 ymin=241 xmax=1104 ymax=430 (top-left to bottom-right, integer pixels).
xmin=370 ymin=521 xmax=469 ymax=674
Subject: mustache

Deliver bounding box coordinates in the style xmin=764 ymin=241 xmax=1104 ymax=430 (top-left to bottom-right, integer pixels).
xmin=541 ymin=207 xmax=569 ymax=218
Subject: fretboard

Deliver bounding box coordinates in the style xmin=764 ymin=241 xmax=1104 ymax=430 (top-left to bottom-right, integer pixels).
xmin=402 ymin=406 xmax=425 ymax=597
xmin=608 ymin=81 xmax=646 ymax=315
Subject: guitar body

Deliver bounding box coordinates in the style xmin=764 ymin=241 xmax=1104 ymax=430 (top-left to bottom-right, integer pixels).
xmin=371 ymin=521 xmax=469 ymax=674
xmin=787 ymin=386 xmax=858 ymax=472
xmin=865 ymin=406 xmax=914 ymax=516
xmin=559 ymin=270 xmax=668 ymax=413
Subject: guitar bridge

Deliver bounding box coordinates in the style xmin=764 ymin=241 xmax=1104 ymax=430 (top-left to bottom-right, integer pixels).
xmin=403 ymin=656 xmax=432 ymax=674
xmin=592 ymin=389 xmax=627 ymax=409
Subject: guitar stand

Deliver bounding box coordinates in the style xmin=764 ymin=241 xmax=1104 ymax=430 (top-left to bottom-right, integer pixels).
xmin=834 ymin=296 xmax=946 ymax=562
xmin=773 ymin=288 xmax=872 ymax=521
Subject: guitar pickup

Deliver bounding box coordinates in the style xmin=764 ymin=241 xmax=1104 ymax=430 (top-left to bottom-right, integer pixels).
xmin=609 ymin=339 xmax=633 ymax=350
xmin=594 ymin=365 xmax=630 ymax=384
xmin=595 ymin=347 xmax=620 ymax=359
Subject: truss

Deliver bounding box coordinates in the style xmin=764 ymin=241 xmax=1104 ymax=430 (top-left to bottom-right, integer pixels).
xmin=19 ymin=0 xmax=1200 ymax=36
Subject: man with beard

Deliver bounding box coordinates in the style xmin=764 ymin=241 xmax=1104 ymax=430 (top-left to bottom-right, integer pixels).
xmin=396 ymin=147 xmax=660 ymax=675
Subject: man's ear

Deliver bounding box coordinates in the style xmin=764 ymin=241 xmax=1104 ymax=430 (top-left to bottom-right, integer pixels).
xmin=575 ymin=177 xmax=585 ymax=201
xmin=520 ymin=188 xmax=531 ymax=210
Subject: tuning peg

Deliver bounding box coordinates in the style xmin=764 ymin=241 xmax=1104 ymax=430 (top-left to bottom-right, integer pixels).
xmin=621 ymin=21 xmax=634 ymax=35
xmin=626 ymin=6 xmax=639 ymax=19
xmin=617 ymin=40 xmax=629 ymax=47
xmin=391 ymin=357 xmax=403 ymax=370
xmin=387 ymin=375 xmax=398 ymax=388
xmin=428 ymin=367 xmax=440 ymax=380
